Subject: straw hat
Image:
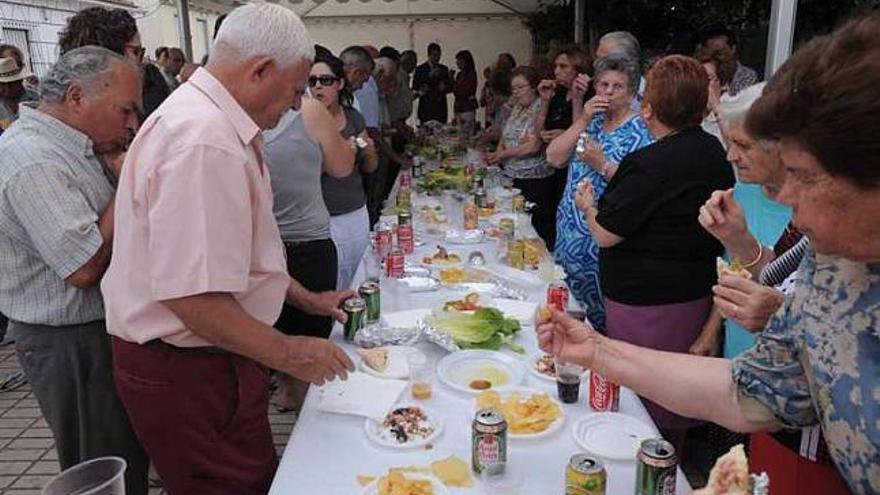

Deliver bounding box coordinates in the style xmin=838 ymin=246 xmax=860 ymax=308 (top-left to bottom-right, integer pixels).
xmin=0 ymin=57 xmax=31 ymax=84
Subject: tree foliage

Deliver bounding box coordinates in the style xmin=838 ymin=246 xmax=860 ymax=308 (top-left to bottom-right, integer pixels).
xmin=525 ymin=0 xmax=880 ymax=58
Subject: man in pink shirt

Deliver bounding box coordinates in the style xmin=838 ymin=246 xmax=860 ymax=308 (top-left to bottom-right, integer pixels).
xmin=101 ymin=4 xmax=354 ymax=494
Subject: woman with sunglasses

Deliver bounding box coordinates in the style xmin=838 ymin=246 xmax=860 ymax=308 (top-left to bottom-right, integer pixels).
xmin=311 ymin=55 xmax=378 ymax=291
xmin=264 ymin=54 xmax=363 ymax=412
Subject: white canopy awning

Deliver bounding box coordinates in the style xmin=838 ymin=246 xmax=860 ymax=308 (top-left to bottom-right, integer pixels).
xmin=286 ymin=0 xmax=545 ymax=17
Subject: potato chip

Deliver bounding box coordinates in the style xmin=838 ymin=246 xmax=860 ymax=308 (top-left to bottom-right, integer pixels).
xmin=476 ymin=390 xmax=561 ymax=434
xmin=357 ymin=475 xmax=376 ymax=487
xmin=430 ymin=455 xmax=473 ymax=488
xmin=377 ymin=470 xmax=435 ymax=495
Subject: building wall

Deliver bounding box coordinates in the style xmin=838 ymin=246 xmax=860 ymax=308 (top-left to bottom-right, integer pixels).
xmin=0 ymin=0 xmax=91 ymax=76
xmin=135 ymin=2 xmax=220 ymax=64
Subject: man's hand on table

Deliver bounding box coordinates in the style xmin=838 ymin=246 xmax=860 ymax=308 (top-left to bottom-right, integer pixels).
xmin=300 ymin=289 xmax=356 ymax=323
xmin=536 ymin=309 xmax=603 ymax=368
xmin=281 ymin=336 xmax=354 ymax=385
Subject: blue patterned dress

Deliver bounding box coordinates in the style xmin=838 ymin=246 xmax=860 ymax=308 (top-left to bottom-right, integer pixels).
xmin=553 ymin=114 xmax=653 ymax=329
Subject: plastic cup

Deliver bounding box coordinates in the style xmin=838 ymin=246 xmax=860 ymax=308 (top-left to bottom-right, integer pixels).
xmin=480 ymin=462 xmax=524 ymax=495
xmin=407 ymin=351 xmax=433 ymax=401
xmin=42 ymin=456 xmax=126 ymax=495
xmin=555 ymin=359 xmax=584 ymax=404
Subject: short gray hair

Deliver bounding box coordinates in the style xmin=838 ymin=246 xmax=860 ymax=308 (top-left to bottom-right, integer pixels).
xmin=39 ymin=46 xmax=132 ymax=104
xmin=718 ymin=82 xmax=766 ymax=126
xmin=212 ymin=2 xmax=313 ymax=68
xmin=594 ymin=53 xmax=641 ymax=94
xmin=373 ymin=57 xmax=396 ymax=79
xmin=599 ymin=31 xmax=641 ymax=62
xmin=340 ymin=46 xmax=375 ymax=72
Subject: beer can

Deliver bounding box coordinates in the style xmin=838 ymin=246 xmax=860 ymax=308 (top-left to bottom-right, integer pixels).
xmin=589 ymin=371 xmax=620 ymax=412
xmin=635 ymin=439 xmax=677 ymax=495
xmin=499 ymin=218 xmax=515 ymax=239
xmin=474 ymin=188 xmax=488 ymax=208
xmin=547 ymin=281 xmax=570 ymax=312
xmin=472 ymin=409 xmax=507 ymax=474
xmin=397 ymin=212 xmax=414 ymax=254
xmin=512 ymin=194 xmax=526 ymax=213
xmin=342 ymin=297 xmax=366 ymax=341
xmin=358 ymin=281 xmax=380 ymax=324
xmin=385 ymin=249 xmax=405 ymax=278
xmin=463 ymin=202 xmax=479 ymax=230
xmin=399 ymin=170 xmax=412 ymax=188
xmin=566 ymin=454 xmax=606 ymax=495
xmin=375 ymin=223 xmax=393 ymax=259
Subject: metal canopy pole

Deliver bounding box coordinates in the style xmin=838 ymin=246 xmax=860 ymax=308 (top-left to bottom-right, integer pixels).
xmin=176 ymin=0 xmax=194 ymax=62
xmin=765 ymin=0 xmax=797 ymax=77
xmin=574 ymin=0 xmax=585 ymax=44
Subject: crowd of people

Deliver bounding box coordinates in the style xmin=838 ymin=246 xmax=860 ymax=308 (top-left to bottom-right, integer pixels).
xmin=0 ymin=2 xmax=876 ymax=494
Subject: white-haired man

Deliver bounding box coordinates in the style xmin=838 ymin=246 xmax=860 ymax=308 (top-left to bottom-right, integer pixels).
xmin=102 ymin=4 xmax=354 ymax=493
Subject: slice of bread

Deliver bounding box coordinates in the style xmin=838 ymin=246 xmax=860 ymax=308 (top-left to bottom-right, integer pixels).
xmin=703 ymin=444 xmax=750 ymax=495
xmin=357 ymin=347 xmax=389 ymax=372
xmin=717 ymin=258 xmax=752 ymax=280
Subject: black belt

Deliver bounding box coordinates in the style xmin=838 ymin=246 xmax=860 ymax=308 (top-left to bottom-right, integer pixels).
xmin=148 ymin=339 xmax=231 ymax=356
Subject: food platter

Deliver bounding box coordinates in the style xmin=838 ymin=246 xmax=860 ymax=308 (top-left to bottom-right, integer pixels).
xmin=360 ymin=472 xmax=451 ymax=495
xmin=444 ymin=228 xmax=485 ymax=245
xmin=571 ymin=412 xmax=656 ymax=460
xmin=527 ymin=353 xmax=588 ymax=382
xmin=364 ymin=405 xmax=443 ymax=449
xmin=472 ymin=386 xmax=565 ymax=440
xmin=436 ymin=350 xmax=525 ymax=395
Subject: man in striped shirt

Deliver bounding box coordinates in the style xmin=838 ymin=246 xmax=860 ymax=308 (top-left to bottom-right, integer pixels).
xmin=0 ymin=47 xmax=147 ymax=494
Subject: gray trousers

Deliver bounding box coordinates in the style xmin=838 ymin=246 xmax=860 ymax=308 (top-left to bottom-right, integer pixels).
xmin=10 ymin=320 xmax=148 ymax=495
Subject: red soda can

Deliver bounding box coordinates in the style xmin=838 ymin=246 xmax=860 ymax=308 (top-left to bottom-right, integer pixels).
xmin=399 ymin=170 xmax=412 ymax=188
xmin=546 ymin=281 xmax=570 ymax=312
xmin=589 ymin=371 xmax=620 ymax=412
xmin=397 ymin=224 xmax=414 ymax=254
xmin=376 ymin=224 xmax=393 ymax=259
xmin=385 ymin=249 xmax=405 ymax=278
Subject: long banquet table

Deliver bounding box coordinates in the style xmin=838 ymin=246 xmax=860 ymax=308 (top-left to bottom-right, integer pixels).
xmin=269 ymin=202 xmax=693 ymax=494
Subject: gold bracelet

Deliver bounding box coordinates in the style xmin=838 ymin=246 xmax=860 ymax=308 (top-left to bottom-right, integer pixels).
xmin=741 ymin=239 xmax=764 ymax=269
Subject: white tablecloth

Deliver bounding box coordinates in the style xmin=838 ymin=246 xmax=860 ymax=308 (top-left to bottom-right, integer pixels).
xmin=270 ymin=204 xmax=692 ymax=495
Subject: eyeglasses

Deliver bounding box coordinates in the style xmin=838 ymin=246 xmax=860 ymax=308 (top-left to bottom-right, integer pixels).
xmin=308 ymin=75 xmax=340 ymax=87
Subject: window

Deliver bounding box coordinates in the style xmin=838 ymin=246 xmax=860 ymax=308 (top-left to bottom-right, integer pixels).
xmin=2 ymin=28 xmax=33 ymax=72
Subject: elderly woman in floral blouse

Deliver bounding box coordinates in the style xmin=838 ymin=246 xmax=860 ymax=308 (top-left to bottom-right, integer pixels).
xmin=540 ymin=15 xmax=880 ymax=495
xmin=485 ymin=65 xmax=557 ymax=248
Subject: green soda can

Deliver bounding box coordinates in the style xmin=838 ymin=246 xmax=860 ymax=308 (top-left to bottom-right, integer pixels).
xmin=635 ymin=439 xmax=677 ymax=495
xmin=358 ymin=281 xmax=381 ymax=324
xmin=471 ymin=408 xmax=507 ymax=474
xmin=342 ymin=297 xmax=366 ymax=342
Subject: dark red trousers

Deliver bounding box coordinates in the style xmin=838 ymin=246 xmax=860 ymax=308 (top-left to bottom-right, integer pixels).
xmin=112 ymin=338 xmax=277 ymax=495
xmin=750 ymin=433 xmax=852 ymax=495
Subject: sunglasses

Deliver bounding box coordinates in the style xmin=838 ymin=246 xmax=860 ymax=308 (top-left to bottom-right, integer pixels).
xmin=308 ymin=75 xmax=340 ymax=87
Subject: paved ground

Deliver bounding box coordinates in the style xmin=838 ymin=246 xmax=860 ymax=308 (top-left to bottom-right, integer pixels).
xmin=0 ymin=345 xmax=295 ymax=495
